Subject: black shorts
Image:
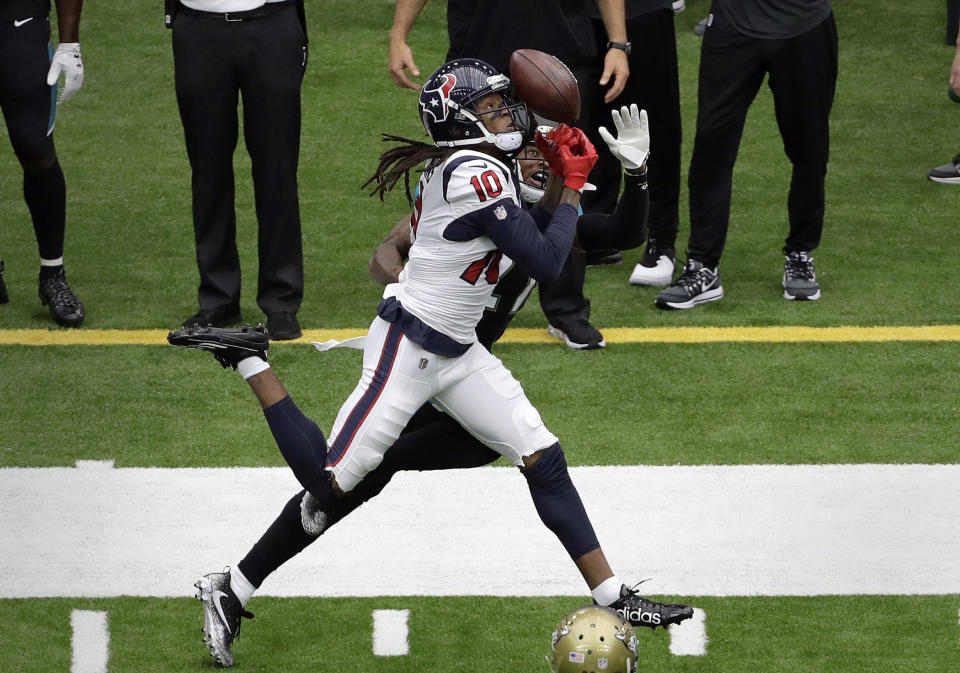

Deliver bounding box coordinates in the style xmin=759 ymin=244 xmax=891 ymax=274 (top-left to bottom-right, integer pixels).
xmin=0 ymin=14 xmax=56 ymax=157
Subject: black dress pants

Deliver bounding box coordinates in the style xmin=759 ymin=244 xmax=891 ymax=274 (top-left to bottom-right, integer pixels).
xmin=687 ymin=9 xmax=838 ymax=268
xmin=583 ymin=9 xmax=682 ymax=244
xmin=173 ymin=4 xmax=306 ymax=315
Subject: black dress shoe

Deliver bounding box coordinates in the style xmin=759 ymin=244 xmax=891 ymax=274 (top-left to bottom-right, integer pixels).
xmin=181 ymin=307 xmax=242 ymax=329
xmin=585 ymin=249 xmax=623 ymax=266
xmin=267 ymin=311 xmax=302 ymax=340
xmin=39 ymin=267 xmax=85 ymax=327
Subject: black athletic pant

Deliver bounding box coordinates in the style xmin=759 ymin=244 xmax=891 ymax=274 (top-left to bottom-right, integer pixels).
xmin=172 ymin=2 xmax=307 ymax=316
xmin=0 ymin=15 xmax=67 ymax=261
xmin=687 ymin=9 xmax=838 ymax=268
xmin=583 ymin=9 xmax=682 ymax=246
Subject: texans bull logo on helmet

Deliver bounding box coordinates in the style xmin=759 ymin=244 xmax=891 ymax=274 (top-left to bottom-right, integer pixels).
xmin=420 ymin=73 xmax=457 ymax=124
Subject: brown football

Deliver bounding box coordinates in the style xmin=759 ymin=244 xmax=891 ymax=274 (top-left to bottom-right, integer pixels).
xmin=509 ymin=49 xmax=580 ymax=124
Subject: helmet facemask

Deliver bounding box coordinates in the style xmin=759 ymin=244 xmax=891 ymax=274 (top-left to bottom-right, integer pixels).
xmin=455 ymin=76 xmax=531 ymax=154
xmin=516 ymin=124 xmax=555 ymax=204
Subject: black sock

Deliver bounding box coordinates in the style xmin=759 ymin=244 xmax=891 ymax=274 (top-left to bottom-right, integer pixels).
xmin=238 ymin=491 xmax=315 ymax=588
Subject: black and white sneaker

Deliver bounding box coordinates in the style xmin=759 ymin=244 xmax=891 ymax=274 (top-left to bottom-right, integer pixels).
xmin=629 ymin=238 xmax=676 ymax=287
xmin=927 ymin=154 xmax=960 ymax=184
xmin=194 ymin=568 xmax=253 ymax=668
xmin=167 ymin=323 xmax=269 ymax=369
xmin=606 ymin=584 xmax=694 ymax=630
xmin=0 ymin=259 xmax=8 ymax=304
xmin=783 ymin=251 xmax=821 ymax=300
xmin=547 ymin=319 xmax=606 ymax=350
xmin=38 ymin=267 xmax=85 ymax=327
xmin=655 ymin=259 xmax=723 ymax=309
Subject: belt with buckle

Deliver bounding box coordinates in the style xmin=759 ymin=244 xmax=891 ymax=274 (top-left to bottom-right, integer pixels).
xmin=177 ymin=1 xmax=289 ymax=21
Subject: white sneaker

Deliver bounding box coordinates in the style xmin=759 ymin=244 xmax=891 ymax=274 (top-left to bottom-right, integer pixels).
xmin=629 ymin=239 xmax=676 ymax=287
xmin=672 ymin=0 xmax=686 ymax=11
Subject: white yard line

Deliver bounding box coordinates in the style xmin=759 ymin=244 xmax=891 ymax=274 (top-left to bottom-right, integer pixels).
xmin=669 ymin=608 xmax=707 ymax=656
xmin=70 ymin=610 xmax=109 ymax=673
xmin=1 ymin=464 xmax=958 ymax=598
xmin=372 ymin=609 xmax=410 ymax=656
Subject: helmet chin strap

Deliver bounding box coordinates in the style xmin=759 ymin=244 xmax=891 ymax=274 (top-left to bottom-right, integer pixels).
xmin=518 ymin=181 xmax=545 ymax=204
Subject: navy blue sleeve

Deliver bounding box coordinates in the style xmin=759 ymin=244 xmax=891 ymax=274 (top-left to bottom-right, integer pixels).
xmin=444 ymin=200 xmax=577 ymax=282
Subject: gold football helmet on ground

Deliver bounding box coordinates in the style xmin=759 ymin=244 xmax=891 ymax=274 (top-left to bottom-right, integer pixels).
xmin=549 ymin=605 xmax=639 ymax=673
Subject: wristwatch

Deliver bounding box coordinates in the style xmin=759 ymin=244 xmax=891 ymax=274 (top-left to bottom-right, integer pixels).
xmin=606 ymin=41 xmax=632 ymax=56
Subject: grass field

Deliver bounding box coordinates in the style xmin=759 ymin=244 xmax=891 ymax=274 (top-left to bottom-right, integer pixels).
xmin=1 ymin=0 xmax=959 ymax=671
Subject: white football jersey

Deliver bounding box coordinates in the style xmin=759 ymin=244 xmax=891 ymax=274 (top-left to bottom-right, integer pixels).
xmin=397 ymin=150 xmax=520 ymax=344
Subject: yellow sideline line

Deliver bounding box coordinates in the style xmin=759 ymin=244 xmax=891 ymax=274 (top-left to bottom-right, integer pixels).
xmin=1 ymin=325 xmax=960 ymax=345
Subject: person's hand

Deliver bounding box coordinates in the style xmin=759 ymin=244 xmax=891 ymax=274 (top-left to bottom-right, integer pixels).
xmin=388 ymin=37 xmax=420 ymax=90
xmin=599 ymin=48 xmax=628 ymax=103
xmin=557 ymin=128 xmax=599 ymax=192
xmin=598 ymin=104 xmax=649 ymax=172
xmin=46 ymin=43 xmax=84 ymax=103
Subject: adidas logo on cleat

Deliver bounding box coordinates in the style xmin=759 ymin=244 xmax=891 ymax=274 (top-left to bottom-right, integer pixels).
xmin=616 ymin=606 xmax=662 ymax=626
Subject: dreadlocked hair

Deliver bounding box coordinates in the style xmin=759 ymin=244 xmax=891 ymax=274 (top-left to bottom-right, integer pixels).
xmin=363 ymin=134 xmax=456 ymax=204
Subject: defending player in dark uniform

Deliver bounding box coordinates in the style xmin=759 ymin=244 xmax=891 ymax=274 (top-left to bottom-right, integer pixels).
xmin=0 ymin=0 xmax=86 ymax=326
xmin=169 ymin=58 xmax=689 ymax=668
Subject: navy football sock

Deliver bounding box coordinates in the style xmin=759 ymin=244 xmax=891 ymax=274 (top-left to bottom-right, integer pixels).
xmin=263 ymin=396 xmax=334 ymax=504
xmin=522 ymin=443 xmax=600 ymax=560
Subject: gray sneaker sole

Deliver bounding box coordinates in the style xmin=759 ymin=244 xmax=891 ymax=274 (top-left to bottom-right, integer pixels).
xmin=927 ymin=175 xmax=960 ymax=184
xmin=783 ymin=288 xmax=821 ymax=301
xmin=655 ymin=286 xmax=724 ymax=310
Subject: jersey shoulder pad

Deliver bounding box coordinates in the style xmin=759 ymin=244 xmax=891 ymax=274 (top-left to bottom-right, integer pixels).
xmin=441 ymin=151 xmax=515 ymax=215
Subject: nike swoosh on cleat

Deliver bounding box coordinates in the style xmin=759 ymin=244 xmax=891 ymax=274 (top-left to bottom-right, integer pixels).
xmin=212 ymin=590 xmax=232 ymax=630
xmin=14 ymin=17 xmax=34 ymax=27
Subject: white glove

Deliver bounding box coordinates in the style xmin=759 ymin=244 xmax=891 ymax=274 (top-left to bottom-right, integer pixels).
xmin=598 ymin=104 xmax=650 ymax=172
xmin=46 ymin=43 xmax=84 ymax=103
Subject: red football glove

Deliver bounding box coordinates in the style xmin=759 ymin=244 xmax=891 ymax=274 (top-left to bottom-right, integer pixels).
xmin=558 ymin=130 xmax=598 ymax=192
xmin=547 ymin=123 xmax=576 ymax=148
xmin=534 ymin=130 xmax=564 ymax=176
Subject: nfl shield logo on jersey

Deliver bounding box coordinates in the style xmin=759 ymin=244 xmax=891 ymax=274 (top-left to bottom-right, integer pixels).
xmin=494 ymin=205 xmax=507 ymax=220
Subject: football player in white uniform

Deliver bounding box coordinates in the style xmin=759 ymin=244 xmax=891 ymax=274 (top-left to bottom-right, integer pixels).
xmin=170 ymin=59 xmax=691 ymax=667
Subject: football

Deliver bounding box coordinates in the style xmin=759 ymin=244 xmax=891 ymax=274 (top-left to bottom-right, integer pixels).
xmin=509 ymin=49 xmax=581 ymax=124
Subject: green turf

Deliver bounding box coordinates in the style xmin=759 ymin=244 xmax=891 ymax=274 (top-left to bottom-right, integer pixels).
xmin=0 ymin=596 xmax=955 ymax=672
xmin=2 ymin=340 xmax=959 ymax=466
xmin=1 ymin=0 xmax=960 ymax=330
xmin=2 ymin=2 xmax=959 ymax=672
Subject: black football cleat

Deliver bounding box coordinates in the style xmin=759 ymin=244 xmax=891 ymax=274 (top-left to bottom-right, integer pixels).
xmin=38 ymin=267 xmax=85 ymax=327
xmin=0 ymin=258 xmax=8 ymax=304
xmin=194 ymin=568 xmax=253 ymax=668
xmin=605 ymin=584 xmax=694 ymax=629
xmin=167 ymin=323 xmax=269 ymax=369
